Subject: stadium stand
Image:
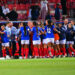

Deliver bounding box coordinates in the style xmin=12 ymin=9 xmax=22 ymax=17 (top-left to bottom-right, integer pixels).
xmin=0 ymin=0 xmax=75 ymax=21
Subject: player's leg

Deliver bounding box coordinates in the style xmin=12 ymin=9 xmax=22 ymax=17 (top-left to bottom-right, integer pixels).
xmin=33 ymin=40 xmax=39 ymax=58
xmin=6 ymin=42 xmax=11 ymax=59
xmin=60 ymin=40 xmax=66 ymax=57
xmin=56 ymin=40 xmax=62 ymax=56
xmin=38 ymin=40 xmax=42 ymax=58
xmin=9 ymin=41 xmax=13 ymax=57
xmin=21 ymin=40 xmax=24 ymax=59
xmin=2 ymin=43 xmax=6 ymax=58
xmin=54 ymin=43 xmax=58 ymax=57
xmin=24 ymin=40 xmax=29 ymax=59
xmin=50 ymin=38 xmax=55 ymax=57
xmin=69 ymin=41 xmax=75 ymax=56
xmin=43 ymin=38 xmax=49 ymax=57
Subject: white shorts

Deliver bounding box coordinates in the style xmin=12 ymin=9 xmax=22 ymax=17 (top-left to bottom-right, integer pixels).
xmin=67 ymin=41 xmax=74 ymax=44
xmin=33 ymin=40 xmax=41 ymax=45
xmin=43 ymin=39 xmax=49 ymax=44
xmin=2 ymin=42 xmax=9 ymax=47
xmin=46 ymin=38 xmax=54 ymax=44
xmin=21 ymin=40 xmax=29 ymax=45
xmin=60 ymin=39 xmax=66 ymax=44
xmin=55 ymin=40 xmax=59 ymax=44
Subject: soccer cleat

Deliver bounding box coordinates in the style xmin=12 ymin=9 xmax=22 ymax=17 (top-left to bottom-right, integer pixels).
xmin=6 ymin=55 xmax=11 ymax=60
xmin=0 ymin=57 xmax=5 ymax=60
xmin=19 ymin=56 xmax=22 ymax=59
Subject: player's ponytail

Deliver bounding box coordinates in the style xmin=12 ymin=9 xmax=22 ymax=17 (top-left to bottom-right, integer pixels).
xmin=48 ymin=20 xmax=52 ymax=28
xmin=33 ymin=21 xmax=38 ymax=34
xmin=23 ymin=22 xmax=27 ymax=35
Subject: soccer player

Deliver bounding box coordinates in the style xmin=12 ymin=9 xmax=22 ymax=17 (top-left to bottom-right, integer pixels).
xmin=31 ymin=21 xmax=42 ymax=58
xmin=71 ymin=20 xmax=75 ymax=49
xmin=44 ymin=20 xmax=60 ymax=57
xmin=5 ymin=22 xmax=13 ymax=57
xmin=41 ymin=22 xmax=50 ymax=58
xmin=0 ymin=25 xmax=10 ymax=59
xmin=37 ymin=21 xmax=44 ymax=58
xmin=19 ymin=22 xmax=31 ymax=59
xmin=54 ymin=24 xmax=62 ymax=57
xmin=66 ymin=23 xmax=75 ymax=56
xmin=58 ymin=23 xmax=67 ymax=57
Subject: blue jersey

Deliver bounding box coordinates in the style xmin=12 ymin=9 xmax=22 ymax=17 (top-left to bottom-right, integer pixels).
xmin=41 ymin=28 xmax=46 ymax=39
xmin=31 ymin=27 xmax=41 ymax=40
xmin=20 ymin=26 xmax=30 ymax=40
xmin=1 ymin=30 xmax=9 ymax=43
xmin=45 ymin=25 xmax=55 ymax=38
xmin=58 ymin=26 xmax=66 ymax=40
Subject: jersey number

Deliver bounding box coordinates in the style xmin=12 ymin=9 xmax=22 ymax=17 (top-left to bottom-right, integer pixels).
xmin=47 ymin=28 xmax=51 ymax=33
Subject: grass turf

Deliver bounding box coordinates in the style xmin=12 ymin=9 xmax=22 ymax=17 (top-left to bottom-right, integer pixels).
xmin=0 ymin=58 xmax=75 ymax=75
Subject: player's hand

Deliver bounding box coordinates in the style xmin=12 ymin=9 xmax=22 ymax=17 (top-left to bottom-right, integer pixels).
xmin=58 ymin=31 xmax=61 ymax=34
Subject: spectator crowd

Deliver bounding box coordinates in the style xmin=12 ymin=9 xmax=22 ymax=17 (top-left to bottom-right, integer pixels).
xmin=0 ymin=0 xmax=62 ymax=21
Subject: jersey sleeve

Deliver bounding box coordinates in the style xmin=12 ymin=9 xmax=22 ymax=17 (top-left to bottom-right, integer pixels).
xmin=4 ymin=30 xmax=7 ymax=35
xmin=13 ymin=27 xmax=17 ymax=35
xmin=45 ymin=26 xmax=47 ymax=31
xmin=62 ymin=27 xmax=66 ymax=32
xmin=52 ymin=25 xmax=55 ymax=29
xmin=16 ymin=29 xmax=20 ymax=35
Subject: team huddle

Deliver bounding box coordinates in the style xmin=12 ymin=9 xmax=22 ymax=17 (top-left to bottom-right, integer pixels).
xmin=0 ymin=19 xmax=75 ymax=59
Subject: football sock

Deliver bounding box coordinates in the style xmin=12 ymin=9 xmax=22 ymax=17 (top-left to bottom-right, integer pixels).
xmin=39 ymin=48 xmax=42 ymax=57
xmin=9 ymin=48 xmax=12 ymax=56
xmin=34 ymin=47 xmax=39 ymax=56
xmin=68 ymin=47 xmax=72 ymax=56
xmin=2 ymin=49 xmax=6 ymax=57
xmin=24 ymin=48 xmax=29 ymax=59
xmin=21 ymin=48 xmax=24 ymax=59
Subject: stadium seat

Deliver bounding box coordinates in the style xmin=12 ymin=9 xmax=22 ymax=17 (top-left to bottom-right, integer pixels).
xmin=18 ymin=13 xmax=23 ymax=20
xmin=56 ymin=0 xmax=61 ymax=3
xmin=0 ymin=17 xmax=4 ymax=20
xmin=14 ymin=4 xmax=20 ymax=10
xmin=22 ymin=14 xmax=27 ymax=20
xmin=20 ymin=4 xmax=26 ymax=10
xmin=18 ymin=13 xmax=26 ymax=20
xmin=48 ymin=0 xmax=56 ymax=3
xmin=71 ymin=0 xmax=75 ymax=2
xmin=71 ymin=2 xmax=75 ymax=8
xmin=8 ymin=4 xmax=14 ymax=10
xmin=54 ymin=4 xmax=62 ymax=9
xmin=25 ymin=4 xmax=30 ymax=10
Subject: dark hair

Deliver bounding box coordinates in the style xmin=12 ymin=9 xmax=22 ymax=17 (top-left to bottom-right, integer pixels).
xmin=19 ymin=22 xmax=23 ymax=25
xmin=23 ymin=22 xmax=27 ymax=35
xmin=33 ymin=21 xmax=38 ymax=34
xmin=56 ymin=3 xmax=59 ymax=7
xmin=47 ymin=20 xmax=52 ymax=28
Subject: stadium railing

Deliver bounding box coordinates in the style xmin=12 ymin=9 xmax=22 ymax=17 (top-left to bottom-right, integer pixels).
xmin=0 ymin=21 xmax=64 ymax=24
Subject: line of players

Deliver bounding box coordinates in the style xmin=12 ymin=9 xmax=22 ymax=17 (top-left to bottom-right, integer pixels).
xmin=0 ymin=19 xmax=75 ymax=59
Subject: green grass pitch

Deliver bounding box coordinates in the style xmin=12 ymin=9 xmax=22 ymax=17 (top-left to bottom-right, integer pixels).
xmin=0 ymin=58 xmax=75 ymax=75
